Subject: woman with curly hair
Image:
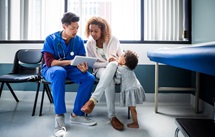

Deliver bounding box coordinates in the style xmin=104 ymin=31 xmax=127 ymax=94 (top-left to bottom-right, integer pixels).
xmin=81 ymin=16 xmax=124 ymax=130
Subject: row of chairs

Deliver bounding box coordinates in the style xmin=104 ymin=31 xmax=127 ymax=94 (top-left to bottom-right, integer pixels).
xmin=0 ymin=49 xmax=44 ymax=116
xmin=0 ymin=49 xmax=85 ymax=116
xmin=0 ymin=49 xmax=71 ymax=116
xmin=0 ymin=49 xmax=130 ymax=118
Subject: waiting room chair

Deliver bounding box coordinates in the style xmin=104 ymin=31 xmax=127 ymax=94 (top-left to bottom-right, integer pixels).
xmin=39 ymin=76 xmax=131 ymax=119
xmin=37 ymin=57 xmax=74 ymax=116
xmin=39 ymin=78 xmax=74 ymax=116
xmin=0 ymin=49 xmax=43 ymax=116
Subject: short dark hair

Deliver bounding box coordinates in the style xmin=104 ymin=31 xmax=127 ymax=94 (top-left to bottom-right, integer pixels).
xmin=124 ymin=50 xmax=138 ymax=70
xmin=61 ymin=12 xmax=79 ymax=26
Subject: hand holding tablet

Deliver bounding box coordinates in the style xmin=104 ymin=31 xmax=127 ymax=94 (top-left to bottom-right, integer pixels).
xmin=71 ymin=56 xmax=97 ymax=67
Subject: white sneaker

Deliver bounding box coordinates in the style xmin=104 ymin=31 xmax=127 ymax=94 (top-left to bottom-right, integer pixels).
xmin=54 ymin=115 xmax=66 ymax=137
xmin=70 ymin=115 xmax=97 ymax=126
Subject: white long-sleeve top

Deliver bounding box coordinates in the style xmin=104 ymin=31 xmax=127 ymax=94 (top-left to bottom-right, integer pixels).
xmin=86 ymin=35 xmax=123 ymax=74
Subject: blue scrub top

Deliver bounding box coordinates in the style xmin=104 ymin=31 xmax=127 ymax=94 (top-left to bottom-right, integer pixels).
xmin=41 ymin=31 xmax=86 ymax=69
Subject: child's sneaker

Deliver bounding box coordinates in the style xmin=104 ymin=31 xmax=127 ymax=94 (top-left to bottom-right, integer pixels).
xmin=54 ymin=115 xmax=66 ymax=137
xmin=70 ymin=115 xmax=97 ymax=126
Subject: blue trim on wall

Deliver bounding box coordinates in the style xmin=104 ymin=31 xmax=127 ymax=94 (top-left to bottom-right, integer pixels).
xmin=1 ymin=64 xmax=214 ymax=105
xmin=0 ymin=64 xmax=193 ymax=92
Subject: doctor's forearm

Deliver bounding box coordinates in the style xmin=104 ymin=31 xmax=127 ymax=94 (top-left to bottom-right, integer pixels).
xmin=51 ymin=60 xmax=72 ymax=66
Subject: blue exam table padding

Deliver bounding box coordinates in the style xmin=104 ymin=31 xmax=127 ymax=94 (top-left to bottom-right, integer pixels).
xmin=147 ymin=43 xmax=215 ymax=76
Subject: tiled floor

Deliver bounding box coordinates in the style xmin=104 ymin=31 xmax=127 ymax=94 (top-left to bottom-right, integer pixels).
xmin=0 ymin=91 xmax=211 ymax=137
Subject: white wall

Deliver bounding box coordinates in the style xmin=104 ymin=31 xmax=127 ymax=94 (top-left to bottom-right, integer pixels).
xmin=0 ymin=43 xmax=43 ymax=64
xmin=0 ymin=43 xmax=187 ymax=64
xmin=192 ymin=0 xmax=215 ymax=44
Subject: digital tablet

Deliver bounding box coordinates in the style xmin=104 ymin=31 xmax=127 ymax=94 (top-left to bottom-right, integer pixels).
xmin=71 ymin=56 xmax=97 ymax=67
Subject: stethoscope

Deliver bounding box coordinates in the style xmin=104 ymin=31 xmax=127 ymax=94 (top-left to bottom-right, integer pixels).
xmin=56 ymin=31 xmax=75 ymax=60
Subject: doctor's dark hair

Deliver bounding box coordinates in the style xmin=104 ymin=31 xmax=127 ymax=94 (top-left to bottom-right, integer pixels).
xmin=85 ymin=16 xmax=111 ymax=43
xmin=124 ymin=50 xmax=138 ymax=70
xmin=61 ymin=12 xmax=79 ymax=26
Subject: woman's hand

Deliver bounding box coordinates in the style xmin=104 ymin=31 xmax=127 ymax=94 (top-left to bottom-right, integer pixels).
xmin=77 ymin=62 xmax=88 ymax=73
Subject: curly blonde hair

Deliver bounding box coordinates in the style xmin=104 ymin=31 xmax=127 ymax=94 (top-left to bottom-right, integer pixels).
xmin=85 ymin=16 xmax=112 ymax=43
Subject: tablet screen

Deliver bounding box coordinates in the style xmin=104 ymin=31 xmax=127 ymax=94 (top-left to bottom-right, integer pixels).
xmin=71 ymin=56 xmax=97 ymax=67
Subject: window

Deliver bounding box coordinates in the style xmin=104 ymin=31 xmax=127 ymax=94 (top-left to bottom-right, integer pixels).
xmin=0 ymin=0 xmax=64 ymax=41
xmin=0 ymin=0 xmax=191 ymax=43
xmin=28 ymin=0 xmax=65 ymax=40
xmin=144 ymin=0 xmax=187 ymax=41
xmin=67 ymin=0 xmax=141 ymax=41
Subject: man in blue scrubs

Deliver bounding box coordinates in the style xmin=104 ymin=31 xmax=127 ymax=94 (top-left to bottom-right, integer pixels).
xmin=41 ymin=12 xmax=96 ymax=136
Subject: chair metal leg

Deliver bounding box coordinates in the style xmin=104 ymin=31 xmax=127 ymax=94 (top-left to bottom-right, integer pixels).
xmin=6 ymin=83 xmax=19 ymax=102
xmin=128 ymin=107 xmax=130 ymax=119
xmin=39 ymin=86 xmax=46 ymax=116
xmin=45 ymin=84 xmax=53 ymax=103
xmin=39 ymin=83 xmax=54 ymax=116
xmin=32 ymin=82 xmax=40 ymax=116
xmin=0 ymin=82 xmax=4 ymax=97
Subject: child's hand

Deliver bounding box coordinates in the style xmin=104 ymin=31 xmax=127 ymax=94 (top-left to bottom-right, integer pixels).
xmin=108 ymin=57 xmax=117 ymax=62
